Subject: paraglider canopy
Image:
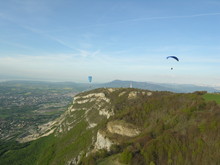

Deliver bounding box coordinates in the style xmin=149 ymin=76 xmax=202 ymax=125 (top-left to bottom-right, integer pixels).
xmin=166 ymin=56 xmax=179 ymax=61
xmin=166 ymin=56 xmax=179 ymax=70
xmin=88 ymin=76 xmax=92 ymax=83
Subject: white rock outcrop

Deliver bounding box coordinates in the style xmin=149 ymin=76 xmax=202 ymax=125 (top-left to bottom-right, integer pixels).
xmin=99 ymin=108 xmax=114 ymax=119
xmin=107 ymin=120 xmax=140 ymax=137
xmin=94 ymin=131 xmax=113 ymax=151
xmin=147 ymin=92 xmax=152 ymax=96
xmin=119 ymin=91 xmax=126 ymax=97
xmin=74 ymin=93 xmax=110 ymax=104
xmin=128 ymin=91 xmax=138 ymax=99
xmin=75 ymin=98 xmax=96 ymax=104
xmin=108 ymin=88 xmax=116 ymax=93
xmin=67 ymin=151 xmax=84 ymax=165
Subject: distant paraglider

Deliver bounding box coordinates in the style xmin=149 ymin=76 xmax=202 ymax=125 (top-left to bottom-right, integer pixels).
xmin=166 ymin=56 xmax=179 ymax=70
xmin=88 ymin=76 xmax=92 ymax=83
xmin=88 ymin=76 xmax=92 ymax=89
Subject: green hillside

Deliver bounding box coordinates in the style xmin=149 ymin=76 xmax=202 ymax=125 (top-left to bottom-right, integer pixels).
xmin=0 ymin=88 xmax=220 ymax=165
xmin=203 ymin=93 xmax=220 ymax=105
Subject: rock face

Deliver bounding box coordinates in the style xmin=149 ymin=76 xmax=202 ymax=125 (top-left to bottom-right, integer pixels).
xmin=17 ymin=88 xmax=149 ymax=143
xmin=107 ymin=120 xmax=140 ymax=137
xmin=67 ymin=151 xmax=84 ymax=165
xmin=147 ymin=92 xmax=152 ymax=96
xmin=94 ymin=131 xmax=113 ymax=151
xmin=128 ymin=91 xmax=138 ymax=99
xmin=99 ymin=108 xmax=114 ymax=119
xmin=74 ymin=92 xmax=110 ymax=103
xmin=119 ymin=91 xmax=126 ymax=97
xmin=108 ymin=88 xmax=117 ymax=93
xmin=17 ymin=91 xmax=114 ymax=143
xmin=128 ymin=91 xmax=152 ymax=99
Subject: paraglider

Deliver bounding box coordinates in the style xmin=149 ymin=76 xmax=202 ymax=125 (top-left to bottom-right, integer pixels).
xmin=166 ymin=56 xmax=179 ymax=61
xmin=88 ymin=76 xmax=92 ymax=83
xmin=166 ymin=56 xmax=179 ymax=70
xmin=88 ymin=76 xmax=93 ymax=88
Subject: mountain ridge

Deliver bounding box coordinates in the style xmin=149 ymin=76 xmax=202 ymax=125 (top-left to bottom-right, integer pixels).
xmin=1 ymin=87 xmax=220 ymax=165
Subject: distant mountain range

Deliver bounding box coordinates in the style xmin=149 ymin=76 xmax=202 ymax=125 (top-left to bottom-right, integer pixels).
xmin=1 ymin=80 xmax=219 ymax=93
xmin=95 ymin=80 xmax=220 ymax=93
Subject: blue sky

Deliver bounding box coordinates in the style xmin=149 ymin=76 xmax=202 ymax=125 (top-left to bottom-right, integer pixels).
xmin=0 ymin=0 xmax=220 ymax=86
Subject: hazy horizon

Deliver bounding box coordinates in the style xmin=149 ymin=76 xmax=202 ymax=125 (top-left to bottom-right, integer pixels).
xmin=1 ymin=77 xmax=220 ymax=89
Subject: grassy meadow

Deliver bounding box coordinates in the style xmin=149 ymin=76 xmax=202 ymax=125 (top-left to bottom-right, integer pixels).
xmin=203 ymin=93 xmax=220 ymax=105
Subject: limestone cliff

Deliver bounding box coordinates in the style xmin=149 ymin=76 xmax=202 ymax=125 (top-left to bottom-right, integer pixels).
xmin=16 ymin=88 xmax=153 ymax=165
xmin=107 ymin=120 xmax=140 ymax=137
xmin=17 ymin=89 xmax=115 ymax=143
